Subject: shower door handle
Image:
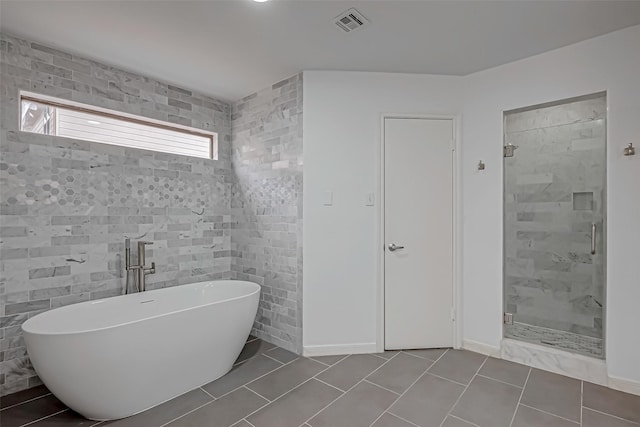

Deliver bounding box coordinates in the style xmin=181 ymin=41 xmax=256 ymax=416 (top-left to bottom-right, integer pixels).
xmin=591 ymin=223 xmax=596 ymax=255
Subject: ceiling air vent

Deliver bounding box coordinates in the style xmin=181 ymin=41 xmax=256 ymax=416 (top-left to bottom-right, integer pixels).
xmin=334 ymin=8 xmax=368 ymax=33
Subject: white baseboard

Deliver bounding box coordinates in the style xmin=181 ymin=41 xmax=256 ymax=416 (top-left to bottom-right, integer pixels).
xmin=608 ymin=375 xmax=640 ymax=397
xmin=462 ymin=339 xmax=501 ymax=357
xmin=303 ymin=343 xmax=377 ymax=357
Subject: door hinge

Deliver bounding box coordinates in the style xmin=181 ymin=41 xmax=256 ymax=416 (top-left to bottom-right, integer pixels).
xmin=503 ymin=312 xmax=513 ymax=325
xmin=451 ymin=139 xmax=455 ymax=152
xmin=451 ymin=307 xmax=456 ymax=321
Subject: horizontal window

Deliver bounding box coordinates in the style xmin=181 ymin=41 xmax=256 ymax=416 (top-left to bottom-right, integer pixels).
xmin=20 ymin=92 xmax=216 ymax=159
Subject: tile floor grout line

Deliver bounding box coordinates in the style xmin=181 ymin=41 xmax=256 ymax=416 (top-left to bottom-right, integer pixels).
xmin=370 ymin=352 xmax=395 ymax=361
xmin=19 ymin=408 xmax=69 ymax=427
xmin=260 ymin=348 xmax=284 ymax=360
xmin=243 ymin=418 xmax=257 ymax=427
xmin=309 ymin=354 xmax=350 ymax=367
xmin=199 ymin=386 xmax=217 ymax=400
xmin=313 ymin=377 xmax=347 ymax=393
xmin=423 ymin=371 xmax=469 ymax=387
xmin=333 ymin=355 xmax=350 ymax=364
xmin=242 ymin=381 xmax=331 ymax=424
xmin=438 ymin=355 xmax=489 ymax=427
xmin=475 ymin=373 xmax=525 ymax=389
xmin=308 ymin=358 xmax=331 ymax=367
xmin=233 ymin=358 xmax=250 ymax=367
xmin=298 ymin=351 xmax=403 ymax=426
xmin=261 ymin=352 xmax=293 ymax=365
xmin=580 ymin=406 xmax=640 ymax=425
xmin=370 ymin=349 xmax=451 ymax=427
xmin=448 ymin=413 xmax=482 ymax=427
xmin=0 ymin=393 xmax=53 ymax=412
xmin=232 ymin=346 xmax=283 ymax=367
xmin=424 ymin=348 xmax=450 ymax=364
xmin=580 ymin=380 xmax=584 ymax=426
xmin=400 ymin=350 xmax=443 ymax=362
xmin=158 ymin=399 xmax=218 ymax=427
xmin=223 ymin=398 xmax=272 ymax=427
xmin=243 ymin=385 xmax=272 ymax=403
xmin=362 ymin=379 xmax=401 ymax=396
xmin=378 ymin=411 xmax=422 ymax=427
xmin=518 ymin=403 xmax=580 ymax=425
xmin=508 ymin=367 xmax=532 ymax=427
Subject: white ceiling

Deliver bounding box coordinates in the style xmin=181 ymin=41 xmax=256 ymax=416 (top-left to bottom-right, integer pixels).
xmin=1 ymin=0 xmax=639 ymax=102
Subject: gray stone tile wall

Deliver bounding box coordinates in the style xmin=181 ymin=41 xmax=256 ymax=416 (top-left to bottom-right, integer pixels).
xmin=503 ymin=95 xmax=606 ymax=346
xmin=230 ymin=74 xmax=303 ymax=353
xmin=0 ymin=32 xmax=234 ymax=395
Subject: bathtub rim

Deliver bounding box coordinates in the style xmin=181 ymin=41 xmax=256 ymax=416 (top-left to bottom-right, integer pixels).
xmin=22 ymin=280 xmax=261 ymax=337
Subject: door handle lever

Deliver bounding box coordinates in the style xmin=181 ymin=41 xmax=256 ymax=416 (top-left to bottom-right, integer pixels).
xmin=388 ymin=243 xmax=405 ymax=252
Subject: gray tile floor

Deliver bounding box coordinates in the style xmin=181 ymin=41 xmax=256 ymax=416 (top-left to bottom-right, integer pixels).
xmin=2 ymin=337 xmax=639 ymax=427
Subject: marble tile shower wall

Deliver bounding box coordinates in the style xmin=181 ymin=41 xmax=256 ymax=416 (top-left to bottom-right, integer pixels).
xmin=504 ymin=96 xmax=606 ymax=340
xmin=230 ymin=74 xmax=303 ymax=353
xmin=0 ymin=33 xmax=234 ymax=395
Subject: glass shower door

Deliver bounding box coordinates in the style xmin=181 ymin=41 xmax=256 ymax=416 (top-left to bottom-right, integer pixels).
xmin=503 ymin=93 xmax=606 ymax=358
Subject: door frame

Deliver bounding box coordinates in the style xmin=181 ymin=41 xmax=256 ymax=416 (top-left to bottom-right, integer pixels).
xmin=377 ymin=113 xmax=462 ymax=352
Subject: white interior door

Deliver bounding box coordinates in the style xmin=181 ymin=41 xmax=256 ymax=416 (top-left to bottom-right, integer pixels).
xmin=384 ymin=117 xmax=454 ymax=350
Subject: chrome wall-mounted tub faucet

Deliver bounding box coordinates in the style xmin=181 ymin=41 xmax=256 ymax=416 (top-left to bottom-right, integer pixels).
xmin=124 ymin=239 xmax=156 ymax=293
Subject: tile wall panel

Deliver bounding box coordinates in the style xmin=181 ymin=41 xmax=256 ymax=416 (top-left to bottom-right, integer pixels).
xmin=230 ymin=74 xmax=303 ymax=353
xmin=0 ymin=32 xmax=234 ymax=395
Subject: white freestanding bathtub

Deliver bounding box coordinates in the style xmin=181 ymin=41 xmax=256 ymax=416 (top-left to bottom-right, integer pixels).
xmin=22 ymin=280 xmax=260 ymax=421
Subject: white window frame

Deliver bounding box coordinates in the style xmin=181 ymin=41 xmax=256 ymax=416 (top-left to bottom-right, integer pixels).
xmin=19 ymin=91 xmax=217 ymax=160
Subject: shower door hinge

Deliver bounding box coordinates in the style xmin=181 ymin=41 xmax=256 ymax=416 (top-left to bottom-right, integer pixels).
xmin=503 ymin=144 xmax=517 ymax=158
xmin=503 ymin=312 xmax=514 ymax=325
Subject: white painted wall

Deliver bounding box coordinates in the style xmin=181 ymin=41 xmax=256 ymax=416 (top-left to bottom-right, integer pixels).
xmin=302 ymin=71 xmax=462 ymax=354
xmin=461 ymin=24 xmax=640 ymax=384
xmin=303 ymin=24 xmax=640 ymax=384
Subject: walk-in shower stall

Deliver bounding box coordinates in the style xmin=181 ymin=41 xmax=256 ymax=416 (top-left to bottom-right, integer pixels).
xmin=503 ymin=93 xmax=606 ymax=359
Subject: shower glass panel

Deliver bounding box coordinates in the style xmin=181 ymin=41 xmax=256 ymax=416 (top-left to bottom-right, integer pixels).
xmin=503 ymin=93 xmax=606 ymax=359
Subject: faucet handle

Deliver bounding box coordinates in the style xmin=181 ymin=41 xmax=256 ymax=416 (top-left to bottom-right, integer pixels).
xmin=138 ymin=240 xmax=154 ymax=245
